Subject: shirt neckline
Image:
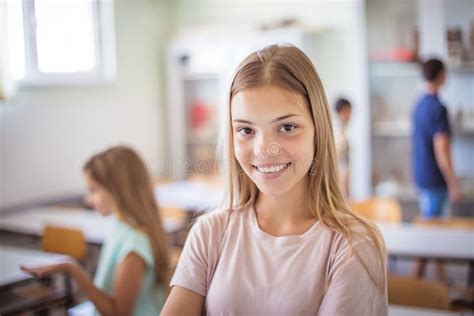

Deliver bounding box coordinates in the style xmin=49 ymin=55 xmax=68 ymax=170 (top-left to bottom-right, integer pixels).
xmin=248 ymin=206 xmax=321 ymax=246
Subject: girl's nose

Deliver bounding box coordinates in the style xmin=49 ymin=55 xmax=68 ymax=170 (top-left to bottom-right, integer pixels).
xmin=253 ymin=133 xmax=280 ymax=158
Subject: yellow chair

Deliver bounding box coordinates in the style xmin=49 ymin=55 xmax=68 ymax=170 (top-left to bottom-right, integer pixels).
xmin=42 ymin=225 xmax=87 ymax=261
xmin=350 ymin=197 xmax=402 ymax=223
xmin=160 ymin=207 xmax=188 ymax=247
xmin=159 ymin=207 xmax=188 ymax=226
xmin=388 ymin=275 xmax=451 ymax=310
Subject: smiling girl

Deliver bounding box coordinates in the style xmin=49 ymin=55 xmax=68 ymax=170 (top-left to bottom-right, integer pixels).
xmin=162 ymin=45 xmax=388 ymax=315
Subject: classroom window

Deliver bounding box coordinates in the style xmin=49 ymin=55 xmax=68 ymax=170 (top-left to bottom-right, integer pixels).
xmin=6 ymin=0 xmax=116 ymax=85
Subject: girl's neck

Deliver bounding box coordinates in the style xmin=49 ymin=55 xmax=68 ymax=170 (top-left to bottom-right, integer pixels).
xmin=255 ymin=177 xmax=313 ymax=224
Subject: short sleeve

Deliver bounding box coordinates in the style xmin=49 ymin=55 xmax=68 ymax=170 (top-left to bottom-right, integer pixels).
xmin=433 ymin=105 xmax=451 ymax=136
xmin=117 ymin=232 xmax=154 ymax=268
xmin=170 ymin=211 xmax=227 ymax=297
xmin=318 ymin=238 xmax=388 ymax=316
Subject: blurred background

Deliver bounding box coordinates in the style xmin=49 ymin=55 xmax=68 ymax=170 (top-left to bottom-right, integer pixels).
xmin=1 ymin=0 xmax=473 ymax=216
xmin=0 ymin=0 xmax=473 ymax=314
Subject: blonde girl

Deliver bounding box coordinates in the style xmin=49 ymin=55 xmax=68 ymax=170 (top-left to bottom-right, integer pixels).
xmin=162 ymin=45 xmax=387 ymax=315
xmin=22 ymin=146 xmax=170 ymax=316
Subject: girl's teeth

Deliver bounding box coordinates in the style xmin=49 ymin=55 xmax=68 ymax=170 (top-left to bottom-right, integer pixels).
xmin=257 ymin=163 xmax=289 ymax=173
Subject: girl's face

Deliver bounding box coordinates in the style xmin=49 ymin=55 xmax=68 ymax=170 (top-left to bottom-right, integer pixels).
xmin=231 ymin=85 xmax=315 ymax=196
xmin=83 ymin=172 xmax=116 ymax=216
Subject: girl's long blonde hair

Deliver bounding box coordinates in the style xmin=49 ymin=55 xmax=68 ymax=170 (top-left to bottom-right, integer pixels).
xmin=222 ymin=44 xmax=386 ymax=291
xmin=84 ymin=146 xmax=170 ymax=288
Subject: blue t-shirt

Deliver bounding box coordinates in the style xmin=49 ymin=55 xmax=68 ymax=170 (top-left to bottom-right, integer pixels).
xmin=411 ymin=94 xmax=451 ymax=189
xmin=94 ymin=216 xmax=166 ymax=315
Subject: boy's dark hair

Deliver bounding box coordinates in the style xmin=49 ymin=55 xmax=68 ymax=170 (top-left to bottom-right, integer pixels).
xmin=422 ymin=58 xmax=445 ymax=82
xmin=334 ymin=98 xmax=352 ymax=113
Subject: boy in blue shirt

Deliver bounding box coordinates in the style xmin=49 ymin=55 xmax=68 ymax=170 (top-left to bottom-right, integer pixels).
xmin=412 ymin=58 xmax=462 ymax=282
xmin=412 ymin=58 xmax=461 ymax=217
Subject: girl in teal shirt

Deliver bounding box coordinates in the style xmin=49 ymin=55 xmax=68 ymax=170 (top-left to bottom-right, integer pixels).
xmin=22 ymin=146 xmax=170 ymax=315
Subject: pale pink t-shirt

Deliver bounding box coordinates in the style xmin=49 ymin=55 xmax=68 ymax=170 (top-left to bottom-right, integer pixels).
xmin=171 ymin=207 xmax=388 ymax=315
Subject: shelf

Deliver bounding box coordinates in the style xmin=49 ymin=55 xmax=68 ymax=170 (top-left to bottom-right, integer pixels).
xmin=448 ymin=61 xmax=474 ymax=74
xmin=372 ymin=122 xmax=410 ymax=137
xmin=372 ymin=130 xmax=410 ymax=137
xmin=372 ymin=126 xmax=474 ymax=138
xmin=369 ymin=61 xmax=420 ymax=78
xmin=187 ymin=134 xmax=218 ymax=145
xmin=453 ymin=128 xmax=474 ymax=137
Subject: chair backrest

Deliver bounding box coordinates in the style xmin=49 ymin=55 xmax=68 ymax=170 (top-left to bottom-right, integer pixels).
xmin=350 ymin=197 xmax=402 ymax=223
xmin=159 ymin=207 xmax=187 ymax=225
xmin=42 ymin=225 xmax=87 ymax=261
xmin=388 ymin=275 xmax=450 ymax=310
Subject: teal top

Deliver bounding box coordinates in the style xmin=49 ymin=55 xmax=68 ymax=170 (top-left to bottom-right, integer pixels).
xmin=94 ymin=216 xmax=166 ymax=315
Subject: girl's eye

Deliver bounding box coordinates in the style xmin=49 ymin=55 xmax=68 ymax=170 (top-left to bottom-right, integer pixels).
xmin=279 ymin=124 xmax=296 ymax=133
xmin=237 ymin=127 xmax=254 ymax=136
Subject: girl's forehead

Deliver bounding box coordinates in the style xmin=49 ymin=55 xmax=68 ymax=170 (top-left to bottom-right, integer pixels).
xmin=231 ymin=86 xmax=311 ymax=121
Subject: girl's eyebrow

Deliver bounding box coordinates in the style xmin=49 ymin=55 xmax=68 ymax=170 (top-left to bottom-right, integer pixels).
xmin=232 ymin=114 xmax=301 ymax=125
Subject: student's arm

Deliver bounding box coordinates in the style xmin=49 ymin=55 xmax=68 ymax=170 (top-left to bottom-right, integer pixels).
xmin=69 ymin=252 xmax=146 ymax=316
xmin=22 ymin=253 xmax=146 ymax=316
xmin=434 ymin=133 xmax=461 ymax=202
xmin=161 ymin=286 xmax=204 ymax=316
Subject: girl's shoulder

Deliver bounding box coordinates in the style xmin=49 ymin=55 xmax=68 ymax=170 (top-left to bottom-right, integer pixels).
xmin=191 ymin=208 xmax=241 ymax=234
xmin=114 ymin=218 xmax=154 ymax=265
xmin=322 ymin=215 xmax=385 ymax=259
xmin=188 ymin=207 xmax=251 ymax=244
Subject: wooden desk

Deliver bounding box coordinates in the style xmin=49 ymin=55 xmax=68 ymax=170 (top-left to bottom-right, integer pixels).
xmin=0 ymin=245 xmax=69 ymax=291
xmin=155 ymin=180 xmax=224 ymax=211
xmin=377 ymin=222 xmax=474 ymax=262
xmin=0 ymin=207 xmax=183 ymax=246
xmin=378 ymin=222 xmax=474 ymax=288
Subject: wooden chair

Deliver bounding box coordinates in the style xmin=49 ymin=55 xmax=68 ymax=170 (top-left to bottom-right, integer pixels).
xmin=388 ymin=275 xmax=451 ymax=310
xmin=159 ymin=207 xmax=188 ymax=226
xmin=350 ymin=197 xmax=402 ymax=223
xmin=160 ymin=207 xmax=188 ymax=247
xmin=351 ymin=197 xmax=402 ymax=272
xmin=42 ymin=225 xmax=88 ymax=261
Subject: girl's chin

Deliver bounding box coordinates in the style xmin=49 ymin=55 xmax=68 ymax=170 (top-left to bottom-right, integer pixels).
xmin=254 ymin=182 xmax=293 ymax=197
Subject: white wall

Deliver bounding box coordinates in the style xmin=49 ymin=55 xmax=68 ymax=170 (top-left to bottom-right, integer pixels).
xmin=0 ymin=1 xmax=172 ymax=210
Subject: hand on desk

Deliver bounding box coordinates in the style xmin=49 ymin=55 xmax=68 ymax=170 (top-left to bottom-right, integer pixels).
xmin=20 ymin=260 xmax=77 ymax=278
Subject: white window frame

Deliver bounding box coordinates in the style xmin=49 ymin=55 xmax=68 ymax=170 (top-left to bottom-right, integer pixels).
xmin=18 ymin=0 xmax=116 ymax=86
